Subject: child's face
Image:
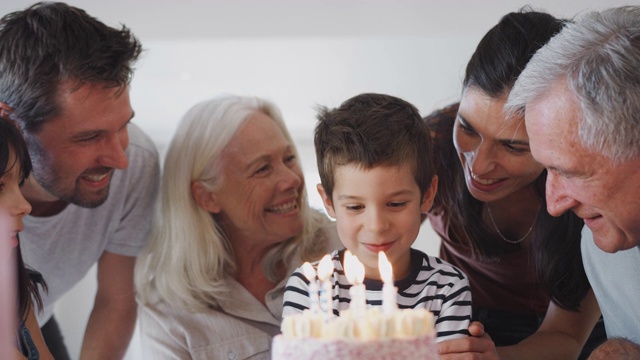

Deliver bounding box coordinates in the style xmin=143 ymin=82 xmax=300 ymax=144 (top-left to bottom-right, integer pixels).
xmin=318 ymin=163 xmax=437 ymax=280
xmin=0 ymin=150 xmax=32 ymax=250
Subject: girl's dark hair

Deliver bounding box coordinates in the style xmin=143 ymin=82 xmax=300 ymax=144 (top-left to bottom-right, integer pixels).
xmin=463 ymin=7 xmax=568 ymax=97
xmin=0 ymin=117 xmax=46 ymax=321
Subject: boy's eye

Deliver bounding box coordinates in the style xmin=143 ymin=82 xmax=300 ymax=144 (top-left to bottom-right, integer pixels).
xmin=388 ymin=201 xmax=408 ymax=208
xmin=345 ymin=204 xmax=364 ymax=212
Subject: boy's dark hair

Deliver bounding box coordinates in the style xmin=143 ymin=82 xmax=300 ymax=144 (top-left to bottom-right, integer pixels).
xmin=0 ymin=2 xmax=142 ymax=133
xmin=315 ymin=93 xmax=434 ymax=202
xmin=0 ymin=117 xmax=47 ymax=322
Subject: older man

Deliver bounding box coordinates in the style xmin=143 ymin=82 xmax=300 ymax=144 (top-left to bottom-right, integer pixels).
xmin=0 ymin=2 xmax=160 ymax=359
xmin=506 ymin=6 xmax=640 ymax=359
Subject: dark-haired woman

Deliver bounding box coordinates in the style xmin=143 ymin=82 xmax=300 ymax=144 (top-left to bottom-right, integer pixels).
xmin=428 ymin=9 xmax=605 ymax=360
xmin=0 ymin=117 xmax=52 ymax=360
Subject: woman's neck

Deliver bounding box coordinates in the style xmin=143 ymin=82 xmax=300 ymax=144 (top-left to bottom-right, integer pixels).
xmin=483 ymin=185 xmax=542 ymax=242
xmin=235 ymin=270 xmax=276 ymax=306
xmin=232 ymin=241 xmax=284 ymax=306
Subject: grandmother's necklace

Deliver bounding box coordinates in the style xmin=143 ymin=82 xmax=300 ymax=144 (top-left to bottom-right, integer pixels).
xmin=486 ymin=202 xmax=541 ymax=244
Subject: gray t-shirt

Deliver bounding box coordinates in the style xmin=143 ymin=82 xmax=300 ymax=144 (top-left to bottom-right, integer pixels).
xmin=21 ymin=123 xmax=160 ymax=324
xmin=581 ymin=225 xmax=640 ymax=342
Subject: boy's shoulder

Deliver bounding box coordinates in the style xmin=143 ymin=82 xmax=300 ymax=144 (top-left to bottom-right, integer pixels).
xmin=409 ymin=248 xmax=468 ymax=281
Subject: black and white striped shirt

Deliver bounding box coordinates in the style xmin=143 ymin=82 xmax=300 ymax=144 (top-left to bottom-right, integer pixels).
xmin=283 ymin=248 xmax=472 ymax=341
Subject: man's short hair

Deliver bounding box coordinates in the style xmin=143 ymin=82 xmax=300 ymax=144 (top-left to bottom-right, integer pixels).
xmin=506 ymin=6 xmax=640 ymax=162
xmin=0 ymin=2 xmax=142 ymax=132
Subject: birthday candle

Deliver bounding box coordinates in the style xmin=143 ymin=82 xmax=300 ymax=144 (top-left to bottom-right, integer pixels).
xmin=378 ymin=252 xmax=398 ymax=314
xmin=344 ymin=250 xmax=366 ymax=317
xmin=302 ymin=262 xmax=321 ymax=313
xmin=316 ymin=254 xmax=335 ymax=317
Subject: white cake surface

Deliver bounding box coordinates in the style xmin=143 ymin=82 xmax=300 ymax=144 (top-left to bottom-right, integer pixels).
xmin=273 ymin=308 xmax=439 ymax=359
xmin=272 ymin=333 xmax=438 ymax=360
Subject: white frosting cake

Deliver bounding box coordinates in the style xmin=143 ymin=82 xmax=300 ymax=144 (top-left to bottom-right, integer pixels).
xmin=272 ymin=308 xmax=439 ymax=360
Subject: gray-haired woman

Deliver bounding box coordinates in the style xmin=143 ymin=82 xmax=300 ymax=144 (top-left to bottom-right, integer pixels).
xmin=135 ymin=95 xmax=339 ymax=359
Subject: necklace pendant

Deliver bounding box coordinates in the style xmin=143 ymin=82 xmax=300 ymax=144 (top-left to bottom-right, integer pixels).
xmin=486 ymin=202 xmax=540 ymax=244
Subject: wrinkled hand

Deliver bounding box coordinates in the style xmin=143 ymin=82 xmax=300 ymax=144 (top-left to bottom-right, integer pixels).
xmin=438 ymin=322 xmax=500 ymax=360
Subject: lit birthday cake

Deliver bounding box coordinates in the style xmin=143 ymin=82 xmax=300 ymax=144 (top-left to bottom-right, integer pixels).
xmin=273 ymin=251 xmax=440 ymax=359
xmin=272 ymin=307 xmax=438 ymax=359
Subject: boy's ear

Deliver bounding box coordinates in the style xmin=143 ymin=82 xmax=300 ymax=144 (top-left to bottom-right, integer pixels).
xmin=316 ymin=183 xmax=336 ymax=218
xmin=420 ymin=175 xmax=439 ymax=213
xmin=191 ymin=181 xmax=222 ymax=214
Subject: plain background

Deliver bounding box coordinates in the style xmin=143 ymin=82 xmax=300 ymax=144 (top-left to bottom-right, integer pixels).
xmin=1 ymin=1 xmax=639 ymax=358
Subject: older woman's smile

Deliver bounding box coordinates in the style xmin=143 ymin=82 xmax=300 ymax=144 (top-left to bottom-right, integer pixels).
xmin=266 ymin=200 xmax=299 ymax=214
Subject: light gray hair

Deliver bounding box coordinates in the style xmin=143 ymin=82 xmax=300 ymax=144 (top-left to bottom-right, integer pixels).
xmin=506 ymin=6 xmax=640 ymax=162
xmin=136 ymin=95 xmax=329 ymax=311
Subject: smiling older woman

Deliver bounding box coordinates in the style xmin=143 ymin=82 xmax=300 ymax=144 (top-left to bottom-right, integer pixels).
xmin=135 ymin=95 xmax=340 ymax=359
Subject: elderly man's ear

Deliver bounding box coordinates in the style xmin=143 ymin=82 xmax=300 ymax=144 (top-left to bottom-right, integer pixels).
xmin=191 ymin=181 xmax=221 ymax=214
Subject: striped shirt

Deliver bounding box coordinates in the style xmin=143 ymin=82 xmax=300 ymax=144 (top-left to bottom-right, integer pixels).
xmin=283 ymin=248 xmax=472 ymax=342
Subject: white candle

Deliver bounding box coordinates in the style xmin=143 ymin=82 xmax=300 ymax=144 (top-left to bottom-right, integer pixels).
xmin=316 ymin=254 xmax=335 ymax=317
xmin=378 ymin=251 xmax=398 ymax=314
xmin=302 ymin=262 xmax=321 ymax=313
xmin=344 ymin=250 xmax=366 ymax=317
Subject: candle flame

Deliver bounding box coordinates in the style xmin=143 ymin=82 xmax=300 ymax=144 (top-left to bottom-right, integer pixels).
xmin=378 ymin=251 xmax=393 ymax=283
xmin=301 ymin=262 xmax=316 ymax=282
xmin=317 ymin=254 xmax=334 ymax=281
xmin=343 ymin=250 xmax=365 ymax=285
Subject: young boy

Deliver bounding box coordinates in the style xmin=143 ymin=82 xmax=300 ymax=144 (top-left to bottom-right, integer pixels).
xmin=282 ymin=93 xmax=472 ymax=342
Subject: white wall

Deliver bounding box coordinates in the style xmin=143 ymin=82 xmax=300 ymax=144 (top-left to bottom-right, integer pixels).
xmin=2 ymin=0 xmax=637 ymax=359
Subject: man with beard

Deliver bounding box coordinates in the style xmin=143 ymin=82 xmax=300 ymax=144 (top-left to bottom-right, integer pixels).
xmin=0 ymin=2 xmax=160 ymax=359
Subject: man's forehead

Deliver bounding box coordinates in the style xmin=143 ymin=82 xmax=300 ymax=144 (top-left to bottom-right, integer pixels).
xmin=526 ymin=80 xmax=574 ymax=116
xmin=527 ymin=91 xmax=582 ymax=143
xmin=39 ymin=83 xmax=133 ymax=134
xmin=524 ymin=91 xmax=583 ymax=169
xmin=57 ymin=81 xmax=128 ymax=103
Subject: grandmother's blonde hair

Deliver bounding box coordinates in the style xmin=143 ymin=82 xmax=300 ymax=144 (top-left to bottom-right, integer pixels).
xmin=136 ymin=95 xmax=328 ymax=311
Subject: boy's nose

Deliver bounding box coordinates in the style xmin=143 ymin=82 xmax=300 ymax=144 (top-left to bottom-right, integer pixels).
xmin=366 ymin=208 xmax=389 ymax=233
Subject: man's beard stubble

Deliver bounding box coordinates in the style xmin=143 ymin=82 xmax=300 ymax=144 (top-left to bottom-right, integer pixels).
xmin=25 ymin=135 xmax=111 ymax=209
